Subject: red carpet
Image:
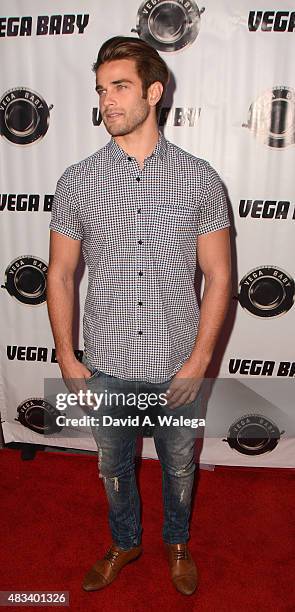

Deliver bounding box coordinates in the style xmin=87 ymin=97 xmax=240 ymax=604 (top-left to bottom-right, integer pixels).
xmin=1 ymin=448 xmax=295 ymax=611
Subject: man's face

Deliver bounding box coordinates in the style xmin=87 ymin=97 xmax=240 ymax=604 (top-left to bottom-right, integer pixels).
xmin=96 ymin=58 xmax=151 ymax=136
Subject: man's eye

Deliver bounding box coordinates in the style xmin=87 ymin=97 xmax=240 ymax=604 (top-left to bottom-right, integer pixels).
xmin=117 ymin=84 xmax=126 ymax=89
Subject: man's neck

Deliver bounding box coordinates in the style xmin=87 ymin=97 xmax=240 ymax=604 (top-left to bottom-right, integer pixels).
xmin=113 ymin=124 xmax=160 ymax=170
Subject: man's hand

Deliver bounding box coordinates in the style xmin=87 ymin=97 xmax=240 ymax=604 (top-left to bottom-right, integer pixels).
xmin=165 ymin=356 xmax=207 ymax=409
xmin=58 ymin=355 xmax=93 ymax=395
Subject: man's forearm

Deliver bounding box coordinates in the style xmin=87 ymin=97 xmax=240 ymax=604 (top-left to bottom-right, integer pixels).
xmin=46 ymin=273 xmax=76 ymax=365
xmin=189 ymin=276 xmax=232 ymax=370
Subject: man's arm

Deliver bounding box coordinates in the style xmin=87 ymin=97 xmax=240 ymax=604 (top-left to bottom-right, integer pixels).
xmin=166 ymin=227 xmax=231 ymax=407
xmin=189 ymin=226 xmax=231 ymax=368
xmin=47 ymin=230 xmax=91 ymax=390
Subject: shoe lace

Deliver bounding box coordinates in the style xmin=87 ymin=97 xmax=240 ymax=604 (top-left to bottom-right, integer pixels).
xmin=104 ymin=547 xmax=120 ymax=566
xmin=173 ymin=546 xmax=189 ymax=561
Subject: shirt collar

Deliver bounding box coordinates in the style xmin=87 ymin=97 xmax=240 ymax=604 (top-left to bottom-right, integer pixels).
xmin=107 ymin=130 xmax=167 ymax=164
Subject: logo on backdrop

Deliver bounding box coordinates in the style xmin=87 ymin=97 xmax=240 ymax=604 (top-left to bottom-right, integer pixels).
xmin=92 ymin=106 xmax=201 ymax=127
xmin=239 ymin=199 xmax=295 ymax=220
xmin=242 ymin=86 xmax=295 ymax=148
xmin=223 ymin=414 xmax=284 ymax=455
xmin=132 ymin=0 xmax=205 ymax=52
xmin=0 ymin=15 xmax=89 ymax=37
xmin=228 ymin=359 xmax=295 ymax=377
xmin=0 ymin=194 xmax=54 ymax=212
xmin=236 ymin=265 xmax=294 ymax=317
xmin=0 ymin=88 xmax=53 ymax=145
xmin=2 ymin=256 xmax=48 ymax=305
xmin=158 ymin=106 xmax=201 ymax=126
xmin=248 ymin=11 xmax=295 ymax=32
xmin=15 ymin=398 xmax=63 ymax=435
xmin=7 ymin=346 xmax=83 ymax=363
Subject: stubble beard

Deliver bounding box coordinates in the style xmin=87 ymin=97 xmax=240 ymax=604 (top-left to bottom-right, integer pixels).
xmin=102 ymin=100 xmax=151 ymax=137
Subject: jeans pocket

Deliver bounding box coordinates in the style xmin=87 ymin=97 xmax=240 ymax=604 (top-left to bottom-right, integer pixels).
xmin=87 ymin=368 xmax=101 ymax=382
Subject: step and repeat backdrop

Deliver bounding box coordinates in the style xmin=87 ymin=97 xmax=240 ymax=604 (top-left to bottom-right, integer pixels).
xmin=0 ymin=0 xmax=294 ymax=467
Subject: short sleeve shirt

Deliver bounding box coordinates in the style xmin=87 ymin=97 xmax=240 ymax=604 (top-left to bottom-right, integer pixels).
xmin=49 ymin=132 xmax=230 ymax=382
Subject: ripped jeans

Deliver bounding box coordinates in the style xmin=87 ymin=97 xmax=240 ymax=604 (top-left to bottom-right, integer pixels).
xmin=82 ymin=355 xmax=203 ymax=550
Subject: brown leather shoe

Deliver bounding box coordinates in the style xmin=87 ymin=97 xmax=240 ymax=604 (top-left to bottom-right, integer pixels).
xmin=82 ymin=543 xmax=142 ymax=591
xmin=165 ymin=543 xmax=198 ymax=595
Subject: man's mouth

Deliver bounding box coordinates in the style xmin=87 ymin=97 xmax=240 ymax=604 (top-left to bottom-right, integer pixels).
xmin=105 ymin=112 xmax=123 ymax=120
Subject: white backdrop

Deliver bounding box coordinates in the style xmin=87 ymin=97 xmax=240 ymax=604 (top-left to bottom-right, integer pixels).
xmin=0 ymin=0 xmax=294 ymax=467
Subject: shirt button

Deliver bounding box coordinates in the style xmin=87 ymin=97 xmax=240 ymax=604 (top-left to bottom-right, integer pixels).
xmin=137 ymin=208 xmax=141 ymax=213
xmin=138 ymin=301 xmax=143 ymax=306
xmin=138 ymin=240 xmax=143 ymax=245
xmin=128 ymin=157 xmax=132 ymax=161
xmin=138 ymin=271 xmax=143 ymax=276
xmin=138 ymin=331 xmax=143 ymax=335
xmin=136 ymin=176 xmax=140 ymax=182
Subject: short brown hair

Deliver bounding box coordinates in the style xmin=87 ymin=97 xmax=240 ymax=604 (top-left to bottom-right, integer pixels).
xmin=92 ymin=36 xmax=169 ymax=116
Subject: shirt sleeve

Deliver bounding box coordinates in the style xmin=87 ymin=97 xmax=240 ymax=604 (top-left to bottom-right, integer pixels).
xmin=49 ymin=168 xmax=84 ymax=240
xmin=196 ymin=162 xmax=231 ymax=235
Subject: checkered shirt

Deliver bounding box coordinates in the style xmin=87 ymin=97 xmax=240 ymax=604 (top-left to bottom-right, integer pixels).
xmin=49 ymin=131 xmax=230 ymax=382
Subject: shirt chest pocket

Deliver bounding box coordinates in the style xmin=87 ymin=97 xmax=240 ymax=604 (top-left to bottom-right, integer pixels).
xmin=146 ymin=201 xmax=198 ymax=234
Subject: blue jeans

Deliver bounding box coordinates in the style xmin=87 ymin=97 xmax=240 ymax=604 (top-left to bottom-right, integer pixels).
xmin=82 ymin=356 xmax=203 ymax=550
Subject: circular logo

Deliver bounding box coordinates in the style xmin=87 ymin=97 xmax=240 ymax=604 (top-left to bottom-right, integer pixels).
xmin=16 ymin=398 xmax=63 ymax=435
xmin=243 ymin=86 xmax=295 ymax=148
xmin=132 ymin=0 xmax=205 ymax=52
xmin=2 ymin=256 xmax=48 ymax=305
xmin=237 ymin=265 xmax=295 ymax=317
xmin=223 ymin=414 xmax=283 ymax=455
xmin=0 ymin=87 xmax=53 ymax=145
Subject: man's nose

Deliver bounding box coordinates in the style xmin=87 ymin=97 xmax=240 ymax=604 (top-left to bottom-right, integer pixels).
xmin=101 ymin=89 xmax=116 ymax=107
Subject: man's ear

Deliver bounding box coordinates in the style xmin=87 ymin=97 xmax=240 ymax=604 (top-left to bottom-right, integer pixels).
xmin=147 ymin=81 xmax=163 ymax=108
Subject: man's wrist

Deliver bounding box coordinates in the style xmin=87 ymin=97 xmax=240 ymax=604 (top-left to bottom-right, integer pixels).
xmin=187 ymin=348 xmax=212 ymax=371
xmin=55 ymin=351 xmax=77 ymax=367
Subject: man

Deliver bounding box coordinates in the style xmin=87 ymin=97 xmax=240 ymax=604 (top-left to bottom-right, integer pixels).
xmin=47 ymin=36 xmax=231 ymax=596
